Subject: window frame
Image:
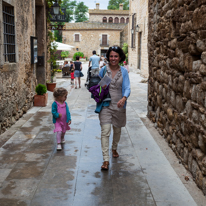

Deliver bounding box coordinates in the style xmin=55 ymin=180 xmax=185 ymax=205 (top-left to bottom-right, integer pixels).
xmin=74 ymin=33 xmax=80 ymax=42
xmin=3 ymin=3 xmax=16 ymax=63
xmin=102 ymin=34 xmax=108 ymax=46
xmin=103 ymin=17 xmax=107 ymax=23
xmin=114 ymin=17 xmax=119 ymax=24
xmin=108 ymin=17 xmax=113 ymax=23
xmin=120 ymin=17 xmax=125 ymax=24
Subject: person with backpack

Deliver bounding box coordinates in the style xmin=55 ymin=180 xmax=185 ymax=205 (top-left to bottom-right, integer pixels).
xmin=98 ymin=45 xmax=131 ymax=170
xmin=88 ymin=50 xmax=100 ymax=77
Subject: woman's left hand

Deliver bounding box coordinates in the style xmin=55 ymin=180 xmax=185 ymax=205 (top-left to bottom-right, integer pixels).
xmin=68 ymin=120 xmax=71 ymax=125
xmin=117 ymin=97 xmax=126 ymax=108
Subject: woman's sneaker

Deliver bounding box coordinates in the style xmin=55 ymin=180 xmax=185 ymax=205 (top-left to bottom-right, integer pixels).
xmin=57 ymin=144 xmax=62 ymax=151
xmin=61 ymin=139 xmax=65 ymax=144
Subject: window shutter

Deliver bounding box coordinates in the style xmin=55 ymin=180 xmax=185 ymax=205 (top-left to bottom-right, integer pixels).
xmin=102 ymin=35 xmax=107 ymax=45
xmin=75 ymin=34 xmax=79 ymax=42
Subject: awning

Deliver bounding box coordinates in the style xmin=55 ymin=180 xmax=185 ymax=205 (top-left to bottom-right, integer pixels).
xmin=52 ymin=41 xmax=74 ymax=51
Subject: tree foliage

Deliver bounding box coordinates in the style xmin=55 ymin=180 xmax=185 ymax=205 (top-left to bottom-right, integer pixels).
xmin=73 ymin=52 xmax=84 ymax=61
xmin=61 ymin=51 xmax=70 ymax=58
xmin=122 ymin=43 xmax=128 ymax=62
xmin=53 ymin=0 xmax=77 ymax=42
xmin=74 ymin=2 xmax=88 ymax=22
xmin=107 ymin=0 xmax=129 ymax=10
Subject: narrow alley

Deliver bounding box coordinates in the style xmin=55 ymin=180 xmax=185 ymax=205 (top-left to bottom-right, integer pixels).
xmin=0 ymin=63 xmax=204 ymax=206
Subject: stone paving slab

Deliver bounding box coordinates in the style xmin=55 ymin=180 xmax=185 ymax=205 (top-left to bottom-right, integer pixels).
xmin=0 ymin=63 xmax=199 ymax=206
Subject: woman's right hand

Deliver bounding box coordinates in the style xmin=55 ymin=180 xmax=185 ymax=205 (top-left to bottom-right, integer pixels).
xmin=59 ymin=113 xmax=62 ymax=118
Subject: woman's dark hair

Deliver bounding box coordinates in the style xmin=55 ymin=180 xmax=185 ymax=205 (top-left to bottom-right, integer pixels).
xmin=106 ymin=45 xmax=126 ymax=63
xmin=76 ymin=56 xmax=80 ymax=60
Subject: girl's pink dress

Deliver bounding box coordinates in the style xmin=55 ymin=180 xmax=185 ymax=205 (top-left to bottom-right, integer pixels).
xmin=53 ymin=101 xmax=70 ymax=133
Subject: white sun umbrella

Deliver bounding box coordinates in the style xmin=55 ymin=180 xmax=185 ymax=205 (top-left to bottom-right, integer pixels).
xmin=52 ymin=41 xmax=74 ymax=51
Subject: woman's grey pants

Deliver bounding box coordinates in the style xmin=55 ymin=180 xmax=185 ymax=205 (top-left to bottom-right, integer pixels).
xmin=101 ymin=124 xmax=121 ymax=161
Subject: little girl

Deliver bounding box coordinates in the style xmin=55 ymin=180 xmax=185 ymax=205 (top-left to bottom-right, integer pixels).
xmin=123 ymin=61 xmax=129 ymax=73
xmin=70 ymin=69 xmax=74 ymax=85
xmin=52 ymin=87 xmax=71 ymax=151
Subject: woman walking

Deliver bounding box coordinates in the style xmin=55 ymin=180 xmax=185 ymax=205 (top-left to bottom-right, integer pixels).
xmin=73 ymin=56 xmax=82 ymax=89
xmin=99 ymin=46 xmax=131 ymax=170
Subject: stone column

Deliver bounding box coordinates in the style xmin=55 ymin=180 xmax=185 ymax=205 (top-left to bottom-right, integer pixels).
xmin=36 ymin=5 xmax=47 ymax=85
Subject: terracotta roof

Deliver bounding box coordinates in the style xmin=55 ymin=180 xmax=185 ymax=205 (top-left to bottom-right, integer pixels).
xmin=65 ymin=22 xmax=127 ymax=30
xmin=89 ymin=9 xmax=129 ymax=15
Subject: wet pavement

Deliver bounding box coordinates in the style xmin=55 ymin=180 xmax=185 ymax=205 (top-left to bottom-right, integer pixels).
xmin=0 ymin=63 xmax=198 ymax=206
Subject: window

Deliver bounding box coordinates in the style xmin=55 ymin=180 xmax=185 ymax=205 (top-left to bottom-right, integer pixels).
xmin=3 ymin=4 xmax=15 ymax=62
xmin=109 ymin=17 xmax=113 ymax=23
xmin=126 ymin=17 xmax=129 ymax=23
xmin=102 ymin=35 xmax=107 ymax=45
xmin=114 ymin=17 xmax=119 ymax=23
xmin=103 ymin=17 xmax=107 ymax=23
xmin=75 ymin=34 xmax=79 ymax=42
xmin=120 ymin=17 xmax=125 ymax=23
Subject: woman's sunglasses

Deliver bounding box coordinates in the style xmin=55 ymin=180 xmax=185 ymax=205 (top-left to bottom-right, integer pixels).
xmin=109 ymin=46 xmax=118 ymax=50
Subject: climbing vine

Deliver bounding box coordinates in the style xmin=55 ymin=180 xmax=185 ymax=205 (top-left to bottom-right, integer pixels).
xmin=46 ymin=0 xmax=63 ymax=82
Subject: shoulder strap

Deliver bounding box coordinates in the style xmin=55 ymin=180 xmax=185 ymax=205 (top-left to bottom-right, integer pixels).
xmin=103 ymin=66 xmax=107 ymax=76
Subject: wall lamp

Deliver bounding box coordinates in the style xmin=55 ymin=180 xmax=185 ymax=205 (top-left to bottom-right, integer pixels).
xmin=52 ymin=0 xmax=60 ymax=15
xmin=136 ymin=24 xmax=140 ymax=32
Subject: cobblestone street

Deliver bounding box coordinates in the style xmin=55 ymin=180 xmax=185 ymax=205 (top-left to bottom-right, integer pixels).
xmin=0 ymin=63 xmax=205 ymax=206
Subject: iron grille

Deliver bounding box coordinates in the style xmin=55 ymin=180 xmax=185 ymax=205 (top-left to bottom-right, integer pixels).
xmin=3 ymin=5 xmax=15 ymax=62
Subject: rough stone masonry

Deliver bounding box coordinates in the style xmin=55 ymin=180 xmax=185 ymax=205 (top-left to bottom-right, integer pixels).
xmin=148 ymin=0 xmax=206 ymax=194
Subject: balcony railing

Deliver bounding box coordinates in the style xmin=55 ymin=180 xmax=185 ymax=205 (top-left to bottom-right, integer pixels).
xmin=100 ymin=44 xmax=109 ymax=47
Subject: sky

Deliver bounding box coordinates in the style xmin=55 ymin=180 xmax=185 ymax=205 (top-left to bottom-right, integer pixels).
xmin=80 ymin=0 xmax=109 ymax=9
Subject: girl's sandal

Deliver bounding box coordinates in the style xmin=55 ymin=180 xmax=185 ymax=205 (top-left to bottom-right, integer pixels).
xmin=101 ymin=161 xmax=109 ymax=170
xmin=112 ymin=150 xmax=119 ymax=158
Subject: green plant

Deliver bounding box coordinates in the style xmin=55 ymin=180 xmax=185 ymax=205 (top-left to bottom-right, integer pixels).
xmin=35 ymin=84 xmax=47 ymax=95
xmin=122 ymin=42 xmax=128 ymax=62
xmin=73 ymin=52 xmax=84 ymax=60
xmin=53 ymin=69 xmax=62 ymax=73
xmin=61 ymin=51 xmax=70 ymax=59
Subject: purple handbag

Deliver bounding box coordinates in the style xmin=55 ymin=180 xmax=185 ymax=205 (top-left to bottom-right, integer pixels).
xmin=89 ymin=85 xmax=109 ymax=103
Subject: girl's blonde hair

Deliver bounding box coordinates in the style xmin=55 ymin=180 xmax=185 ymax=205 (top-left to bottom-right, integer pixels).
xmin=53 ymin=87 xmax=68 ymax=100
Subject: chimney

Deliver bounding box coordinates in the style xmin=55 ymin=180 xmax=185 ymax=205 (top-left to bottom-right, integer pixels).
xmin=96 ymin=3 xmax=99 ymax=9
xmin=119 ymin=3 xmax=123 ymax=10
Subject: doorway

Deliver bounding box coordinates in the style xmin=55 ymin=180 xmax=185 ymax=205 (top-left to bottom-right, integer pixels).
xmin=138 ymin=32 xmax=142 ymax=70
xmin=101 ymin=49 xmax=108 ymax=57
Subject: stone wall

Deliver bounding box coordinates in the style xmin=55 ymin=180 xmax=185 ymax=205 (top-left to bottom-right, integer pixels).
xmin=0 ymin=0 xmax=48 ymax=134
xmin=63 ymin=30 xmax=122 ymax=58
xmin=148 ymin=0 xmax=206 ymax=193
xmin=128 ymin=0 xmax=149 ymax=78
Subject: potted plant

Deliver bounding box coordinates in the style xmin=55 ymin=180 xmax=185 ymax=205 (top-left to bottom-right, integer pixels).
xmin=34 ymin=84 xmax=48 ymax=107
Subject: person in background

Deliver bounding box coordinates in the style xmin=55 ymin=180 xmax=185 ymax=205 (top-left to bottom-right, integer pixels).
xmin=52 ymin=87 xmax=71 ymax=151
xmin=70 ymin=69 xmax=74 ymax=85
xmin=64 ymin=61 xmax=70 ymax=67
xmin=99 ymin=57 xmax=106 ymax=69
xmin=73 ymin=56 xmax=83 ymax=89
xmin=70 ymin=61 xmax=73 ymax=71
xmin=123 ymin=61 xmax=129 ymax=73
xmin=88 ymin=50 xmax=100 ymax=77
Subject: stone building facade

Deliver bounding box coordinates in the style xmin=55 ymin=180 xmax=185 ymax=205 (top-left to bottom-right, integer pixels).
xmin=89 ymin=3 xmax=129 ymax=24
xmin=62 ymin=3 xmax=129 ymax=58
xmin=0 ymin=0 xmax=48 ymax=134
xmin=63 ymin=22 xmax=126 ymax=58
xmin=148 ymin=0 xmax=206 ymax=194
xmin=128 ymin=0 xmax=149 ymax=78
